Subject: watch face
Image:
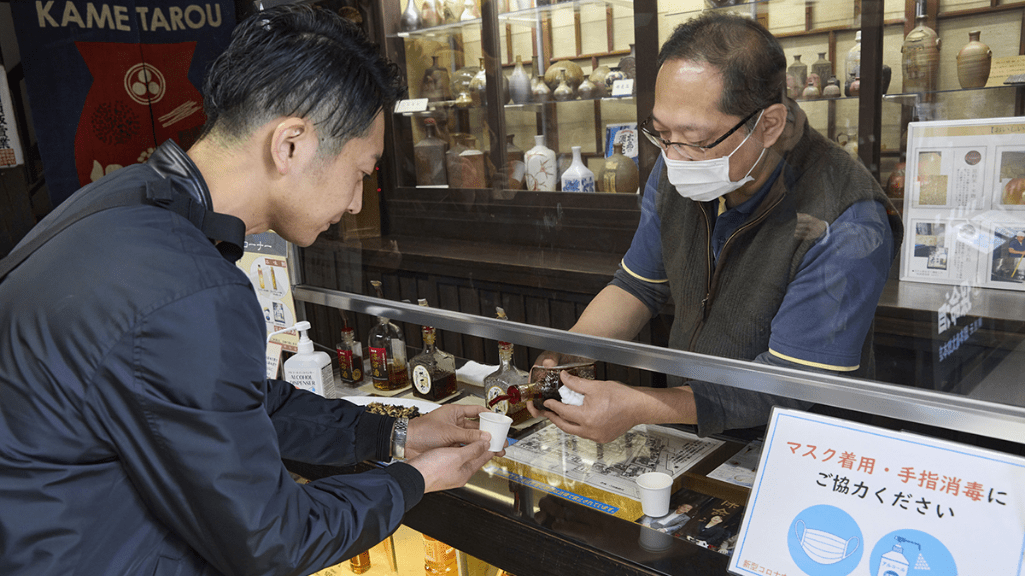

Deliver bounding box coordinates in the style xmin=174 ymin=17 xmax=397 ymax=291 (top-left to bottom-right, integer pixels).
xmin=413 ymin=365 xmax=432 ymax=394
xmin=486 ymin=385 xmax=508 ymax=414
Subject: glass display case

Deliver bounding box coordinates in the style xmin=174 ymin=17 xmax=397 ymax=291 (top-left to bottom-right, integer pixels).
xmin=287 ymin=0 xmax=1025 ymax=574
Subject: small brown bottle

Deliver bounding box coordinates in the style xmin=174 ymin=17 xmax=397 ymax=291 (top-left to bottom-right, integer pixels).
xmin=335 ymin=327 xmax=364 ymax=386
xmin=349 ymin=550 xmax=371 ymax=574
xmin=408 ymin=300 xmax=458 ymax=401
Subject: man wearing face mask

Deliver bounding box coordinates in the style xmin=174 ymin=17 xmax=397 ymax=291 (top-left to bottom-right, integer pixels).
xmin=529 ymin=12 xmax=903 ymax=442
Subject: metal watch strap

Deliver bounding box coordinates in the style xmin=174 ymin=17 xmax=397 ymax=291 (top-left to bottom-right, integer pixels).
xmin=390 ymin=417 xmax=408 ymax=460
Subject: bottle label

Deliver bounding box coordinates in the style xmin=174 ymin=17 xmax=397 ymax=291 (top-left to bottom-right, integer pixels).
xmin=369 ymin=347 xmax=388 ymax=379
xmin=336 ymin=349 xmax=362 ymax=382
xmin=412 ymin=364 xmax=432 ymax=394
xmin=486 ymin=385 xmax=509 ymax=414
xmin=391 ymin=338 xmax=406 ymax=364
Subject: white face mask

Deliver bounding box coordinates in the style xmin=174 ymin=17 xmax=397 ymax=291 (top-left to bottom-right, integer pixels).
xmin=663 ymin=110 xmax=766 ymax=202
xmin=795 ymin=520 xmax=861 ymax=565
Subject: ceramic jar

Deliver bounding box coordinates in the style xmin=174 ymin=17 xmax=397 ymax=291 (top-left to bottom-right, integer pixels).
xmin=460 ymin=0 xmax=479 ymax=20
xmin=524 ymin=135 xmax=557 ymax=192
xmin=596 ymin=143 xmax=639 ymax=194
xmin=589 ymin=56 xmax=610 ymax=98
xmin=421 ymin=0 xmax=441 ymax=27
xmin=788 ymin=55 xmax=807 ymax=97
xmin=553 ymin=70 xmax=574 ymax=101
xmin=603 ymin=67 xmax=626 ymax=94
xmin=446 ymin=133 xmax=486 ymax=189
xmin=469 ymin=58 xmax=488 ymax=106
xmin=560 ymin=146 xmax=594 ymax=193
xmin=901 ymin=6 xmax=941 ymax=94
xmin=414 ymin=120 xmax=448 ymax=186
xmin=846 ymin=31 xmax=861 ymax=86
xmin=420 ymin=56 xmax=451 ymax=102
xmin=544 ymin=60 xmax=583 ymax=92
xmin=822 ymin=76 xmax=842 ymax=98
xmin=811 ymin=52 xmax=832 ymax=90
xmin=508 ymin=56 xmax=532 ymax=104
xmin=957 ymin=31 xmax=992 ymax=89
xmin=577 ymin=75 xmax=598 ymax=100
xmin=531 ymin=56 xmax=552 ymax=103
xmin=400 ymin=0 xmax=422 ymax=32
xmin=802 ymin=76 xmax=821 ymax=100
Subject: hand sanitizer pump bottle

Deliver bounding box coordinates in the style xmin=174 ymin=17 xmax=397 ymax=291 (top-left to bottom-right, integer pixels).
xmin=283 ymin=321 xmax=336 ymax=397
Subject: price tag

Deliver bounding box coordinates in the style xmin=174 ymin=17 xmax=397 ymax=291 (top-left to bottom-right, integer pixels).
xmin=394 ymin=98 xmax=429 ymax=114
xmin=610 ymin=79 xmax=634 ymax=97
xmin=266 ymin=341 xmax=283 ymax=379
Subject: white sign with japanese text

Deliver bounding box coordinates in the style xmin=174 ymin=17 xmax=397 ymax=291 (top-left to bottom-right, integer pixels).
xmin=729 ymin=408 xmax=1025 ymax=576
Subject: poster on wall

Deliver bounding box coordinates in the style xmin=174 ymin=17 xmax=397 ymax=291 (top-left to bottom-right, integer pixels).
xmin=10 ymin=1 xmax=235 ymax=205
xmin=899 ymin=116 xmax=1025 ymax=291
xmin=239 ymin=232 xmax=299 ymax=353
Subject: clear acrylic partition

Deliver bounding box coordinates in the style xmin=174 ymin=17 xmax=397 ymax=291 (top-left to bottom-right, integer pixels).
xmin=292 ymin=0 xmax=1025 ymax=450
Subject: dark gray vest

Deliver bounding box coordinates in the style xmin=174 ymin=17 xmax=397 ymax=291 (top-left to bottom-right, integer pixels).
xmin=658 ymin=119 xmax=902 ymax=380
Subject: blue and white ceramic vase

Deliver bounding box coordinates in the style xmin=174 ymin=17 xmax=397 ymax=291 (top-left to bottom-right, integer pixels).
xmin=560 ymin=146 xmax=594 ymax=193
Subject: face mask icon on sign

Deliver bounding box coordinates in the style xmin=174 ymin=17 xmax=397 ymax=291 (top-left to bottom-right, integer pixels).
xmin=794 ymin=519 xmax=861 ymax=565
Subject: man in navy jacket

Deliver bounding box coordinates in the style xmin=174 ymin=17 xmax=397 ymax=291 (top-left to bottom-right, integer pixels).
xmin=0 ymin=6 xmax=495 ymax=575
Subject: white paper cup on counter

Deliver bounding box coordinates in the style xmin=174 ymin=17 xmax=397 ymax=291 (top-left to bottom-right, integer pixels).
xmin=635 ymin=472 xmax=672 ymax=518
xmin=479 ymin=412 xmax=513 ymax=452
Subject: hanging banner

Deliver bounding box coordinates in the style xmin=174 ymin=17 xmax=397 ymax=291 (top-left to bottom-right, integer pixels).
xmin=730 ymin=408 xmax=1025 ymax=576
xmin=10 ymin=1 xmax=235 ymax=205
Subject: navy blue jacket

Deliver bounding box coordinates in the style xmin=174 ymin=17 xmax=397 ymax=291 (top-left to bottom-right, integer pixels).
xmin=0 ymin=141 xmax=423 ymax=576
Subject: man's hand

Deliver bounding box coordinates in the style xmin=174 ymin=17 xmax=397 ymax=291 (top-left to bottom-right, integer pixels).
xmin=524 ymin=371 xmax=640 ymax=444
xmin=405 ymin=404 xmax=495 ymax=458
xmin=406 ymin=441 xmax=495 ymax=493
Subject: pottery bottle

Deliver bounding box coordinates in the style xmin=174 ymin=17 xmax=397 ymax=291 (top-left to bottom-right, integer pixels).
xmin=788 ymin=55 xmax=807 ymax=97
xmin=414 ymin=120 xmax=448 ymax=186
xmin=846 ymin=31 xmax=861 ymax=86
xmin=901 ymin=0 xmax=940 ymax=94
xmin=957 ymin=30 xmax=992 ymax=89
xmin=811 ymin=52 xmax=832 ymax=90
xmin=400 ymin=0 xmax=422 ymax=32
xmin=421 ymin=0 xmax=441 ymax=27
xmin=509 ymin=55 xmax=532 ymax=104
xmin=560 ymin=146 xmax=594 ymax=193
xmin=596 ymin=143 xmax=639 ymax=194
xmin=524 ymin=135 xmax=556 ymax=192
xmin=553 ymin=69 xmax=574 ymax=101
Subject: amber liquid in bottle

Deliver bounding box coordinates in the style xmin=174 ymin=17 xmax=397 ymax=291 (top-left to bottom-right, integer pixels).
xmin=349 ymin=550 xmax=371 ymax=574
xmin=335 ymin=327 xmax=364 ymax=386
xmin=368 ymin=314 xmax=409 ymax=391
xmin=423 ymin=535 xmax=457 ymax=576
xmin=489 ymin=362 xmax=594 ymax=411
xmin=409 ymin=326 xmax=458 ymax=401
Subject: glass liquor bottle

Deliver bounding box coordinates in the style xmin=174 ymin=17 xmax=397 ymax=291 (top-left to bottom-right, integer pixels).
xmin=335 ymin=326 xmax=364 ymax=386
xmin=483 ymin=308 xmax=530 ymax=424
xmin=408 ymin=299 xmax=458 ymax=401
xmin=488 ymin=361 xmax=594 ymax=411
xmin=367 ymin=280 xmax=409 ymax=391
xmin=423 ymin=534 xmax=457 ymax=576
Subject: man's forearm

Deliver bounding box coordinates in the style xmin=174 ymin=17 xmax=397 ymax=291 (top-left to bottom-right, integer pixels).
xmin=570 ymin=285 xmax=652 ymax=341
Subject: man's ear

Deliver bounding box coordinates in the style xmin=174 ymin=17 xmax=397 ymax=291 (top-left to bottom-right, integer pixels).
xmin=757 ymin=102 xmax=789 ymax=149
xmin=270 ymin=118 xmax=316 ymax=176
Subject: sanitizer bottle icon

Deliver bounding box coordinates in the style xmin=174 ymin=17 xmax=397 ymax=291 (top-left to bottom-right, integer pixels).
xmin=878 ymin=544 xmax=910 ymax=576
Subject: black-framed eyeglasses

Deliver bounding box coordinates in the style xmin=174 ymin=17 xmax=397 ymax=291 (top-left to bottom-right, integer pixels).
xmin=640 ymin=108 xmax=762 ymax=155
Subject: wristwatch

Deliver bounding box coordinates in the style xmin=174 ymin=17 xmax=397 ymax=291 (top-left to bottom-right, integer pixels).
xmin=390 ymin=417 xmax=408 ymax=461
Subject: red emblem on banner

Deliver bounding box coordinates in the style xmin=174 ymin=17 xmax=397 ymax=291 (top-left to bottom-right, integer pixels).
xmin=74 ymin=41 xmax=206 ymax=186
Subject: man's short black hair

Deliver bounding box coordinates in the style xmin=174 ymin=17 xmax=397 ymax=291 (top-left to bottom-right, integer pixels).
xmin=200 ymin=4 xmax=404 ymax=154
xmin=658 ymin=12 xmax=786 ymax=128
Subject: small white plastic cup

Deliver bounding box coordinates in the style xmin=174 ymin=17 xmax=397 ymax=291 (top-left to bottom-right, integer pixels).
xmin=636 ymin=472 xmax=673 ymax=518
xmin=478 ymin=412 xmax=513 ymax=452
xmin=638 ymin=525 xmax=674 ymax=552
